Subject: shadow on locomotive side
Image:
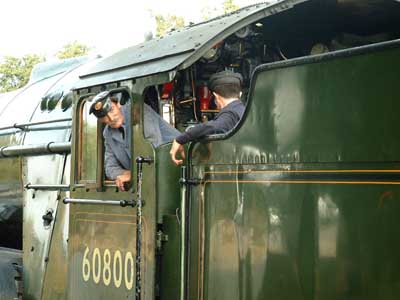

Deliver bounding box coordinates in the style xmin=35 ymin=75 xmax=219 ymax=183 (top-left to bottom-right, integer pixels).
xmin=0 ymin=0 xmax=400 ymax=299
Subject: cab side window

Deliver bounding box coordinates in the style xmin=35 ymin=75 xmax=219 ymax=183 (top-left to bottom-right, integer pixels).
xmin=142 ymin=85 xmax=180 ymax=148
xmin=79 ymin=99 xmax=98 ymax=183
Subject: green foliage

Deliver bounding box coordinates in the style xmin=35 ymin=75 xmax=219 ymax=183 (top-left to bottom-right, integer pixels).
xmin=0 ymin=41 xmax=90 ymax=93
xmin=155 ymin=14 xmax=185 ymax=37
xmin=0 ymin=54 xmax=45 ymax=93
xmin=223 ymin=0 xmax=239 ymax=13
xmin=56 ymin=41 xmax=90 ymax=59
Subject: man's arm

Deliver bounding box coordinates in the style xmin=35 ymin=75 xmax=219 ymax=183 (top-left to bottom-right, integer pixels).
xmin=104 ymin=142 xmax=131 ymax=191
xmin=115 ymin=170 xmax=131 ymax=191
xmin=143 ymin=104 xmax=163 ymax=147
xmin=175 ymin=110 xmax=239 ymax=144
xmin=170 ymin=139 xmax=186 ymax=166
xmin=104 ymin=140 xmax=126 ymax=180
xmin=170 ymin=109 xmax=239 ymax=165
xmin=144 ymin=103 xmax=180 ymax=147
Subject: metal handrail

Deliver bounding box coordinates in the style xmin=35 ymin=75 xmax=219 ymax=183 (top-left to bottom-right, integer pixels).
xmin=0 ymin=126 xmax=71 ymax=137
xmin=63 ymin=198 xmax=136 ymax=207
xmin=0 ymin=142 xmax=70 ymax=158
xmin=0 ymin=118 xmax=72 ymax=131
xmin=25 ymin=184 xmax=70 ymax=191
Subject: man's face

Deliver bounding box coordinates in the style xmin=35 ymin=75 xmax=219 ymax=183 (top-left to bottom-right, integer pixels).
xmin=99 ymin=101 xmax=124 ymax=128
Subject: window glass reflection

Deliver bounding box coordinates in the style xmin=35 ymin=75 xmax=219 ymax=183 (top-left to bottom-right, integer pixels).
xmin=80 ymin=101 xmax=97 ymax=182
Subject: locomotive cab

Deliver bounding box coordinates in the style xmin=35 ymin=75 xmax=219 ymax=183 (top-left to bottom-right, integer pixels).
xmin=68 ymin=76 xmax=184 ymax=299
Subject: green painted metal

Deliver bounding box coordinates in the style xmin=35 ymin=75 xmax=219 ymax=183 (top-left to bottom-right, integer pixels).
xmin=187 ymin=41 xmax=400 ymax=299
xmin=41 ymin=163 xmax=70 ymax=299
xmin=67 ymin=82 xmax=167 ymax=299
xmin=22 ymin=105 xmax=72 ymax=300
xmin=0 ymin=53 xmax=97 ymax=299
xmin=160 ymin=214 xmax=181 ymax=300
xmin=155 ymin=144 xmax=181 ymax=224
xmin=66 ymin=202 xmax=139 ymax=300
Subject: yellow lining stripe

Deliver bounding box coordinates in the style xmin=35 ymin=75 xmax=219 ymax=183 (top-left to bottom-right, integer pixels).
xmin=205 ymin=180 xmax=400 ymax=185
xmin=204 ymin=169 xmax=400 ymax=175
xmin=75 ymin=218 xmax=136 ymax=225
xmin=75 ymin=211 xmax=135 ymax=218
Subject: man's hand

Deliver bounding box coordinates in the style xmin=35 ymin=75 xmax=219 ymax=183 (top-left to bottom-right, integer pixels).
xmin=115 ymin=170 xmax=131 ymax=191
xmin=170 ymin=139 xmax=185 ymax=166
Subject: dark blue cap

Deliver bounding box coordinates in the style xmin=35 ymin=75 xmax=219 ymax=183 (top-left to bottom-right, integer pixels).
xmin=208 ymin=70 xmax=243 ymax=91
xmin=89 ymin=91 xmax=113 ymax=118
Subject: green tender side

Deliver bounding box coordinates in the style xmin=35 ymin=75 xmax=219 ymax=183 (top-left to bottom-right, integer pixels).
xmin=188 ymin=41 xmax=400 ymax=300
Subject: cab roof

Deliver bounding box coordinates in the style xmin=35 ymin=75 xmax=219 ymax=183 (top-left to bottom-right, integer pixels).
xmin=75 ymin=0 xmax=400 ymax=89
xmin=75 ymin=0 xmax=308 ymax=89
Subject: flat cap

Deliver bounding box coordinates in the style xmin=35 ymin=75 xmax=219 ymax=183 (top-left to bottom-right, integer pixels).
xmin=89 ymin=91 xmax=113 ymax=118
xmin=208 ymin=70 xmax=243 ymax=91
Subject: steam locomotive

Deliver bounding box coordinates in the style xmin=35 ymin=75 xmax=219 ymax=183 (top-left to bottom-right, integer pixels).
xmin=0 ymin=0 xmax=400 ymax=299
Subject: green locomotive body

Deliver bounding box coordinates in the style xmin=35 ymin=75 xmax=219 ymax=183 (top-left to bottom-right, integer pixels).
xmin=188 ymin=41 xmax=400 ymax=299
xmin=0 ymin=0 xmax=399 ymax=299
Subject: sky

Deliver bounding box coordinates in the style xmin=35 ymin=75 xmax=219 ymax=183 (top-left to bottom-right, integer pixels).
xmin=0 ymin=0 xmax=262 ymax=59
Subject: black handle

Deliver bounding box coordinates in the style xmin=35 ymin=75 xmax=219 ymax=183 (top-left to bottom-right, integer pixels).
xmin=135 ymin=156 xmax=154 ymax=164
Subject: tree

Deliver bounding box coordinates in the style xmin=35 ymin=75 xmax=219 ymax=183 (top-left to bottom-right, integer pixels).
xmin=223 ymin=0 xmax=239 ymax=13
xmin=0 ymin=41 xmax=90 ymax=93
xmin=0 ymin=54 xmax=44 ymax=93
xmin=155 ymin=14 xmax=185 ymax=37
xmin=56 ymin=41 xmax=90 ymax=59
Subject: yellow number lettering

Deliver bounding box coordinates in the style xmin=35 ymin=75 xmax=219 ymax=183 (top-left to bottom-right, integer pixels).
xmin=113 ymin=250 xmax=123 ymax=288
xmin=92 ymin=248 xmax=101 ymax=284
xmin=81 ymin=246 xmax=135 ymax=290
xmin=103 ymin=249 xmax=111 ymax=286
xmin=82 ymin=246 xmax=90 ymax=282
xmin=124 ymin=251 xmax=134 ymax=290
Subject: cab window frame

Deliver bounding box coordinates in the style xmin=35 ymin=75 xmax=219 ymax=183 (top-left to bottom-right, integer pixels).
xmin=75 ymin=93 xmax=101 ymax=187
xmin=74 ymin=87 xmax=135 ymax=191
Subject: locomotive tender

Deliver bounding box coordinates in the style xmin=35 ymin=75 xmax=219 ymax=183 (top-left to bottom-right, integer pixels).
xmin=0 ymin=0 xmax=400 ymax=299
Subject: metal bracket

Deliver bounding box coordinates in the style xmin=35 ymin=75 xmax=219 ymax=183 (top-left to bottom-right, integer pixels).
xmin=179 ymin=166 xmax=202 ymax=186
xmin=156 ymin=230 xmax=169 ymax=251
xmin=121 ymin=199 xmax=142 ymax=207
xmin=135 ymin=156 xmax=154 ymax=164
xmin=179 ymin=178 xmax=202 ymax=186
xmin=42 ymin=209 xmax=54 ymax=228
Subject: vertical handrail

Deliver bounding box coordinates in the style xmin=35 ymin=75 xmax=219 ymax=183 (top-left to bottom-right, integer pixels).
xmin=135 ymin=156 xmax=153 ymax=300
xmin=179 ymin=166 xmax=188 ymax=300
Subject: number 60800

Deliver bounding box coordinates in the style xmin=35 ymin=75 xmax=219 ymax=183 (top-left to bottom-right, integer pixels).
xmin=81 ymin=246 xmax=135 ymax=290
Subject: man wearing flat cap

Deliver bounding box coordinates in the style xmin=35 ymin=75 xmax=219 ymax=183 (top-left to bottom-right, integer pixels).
xmin=170 ymin=70 xmax=245 ymax=166
xmin=90 ymin=91 xmax=179 ymax=190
